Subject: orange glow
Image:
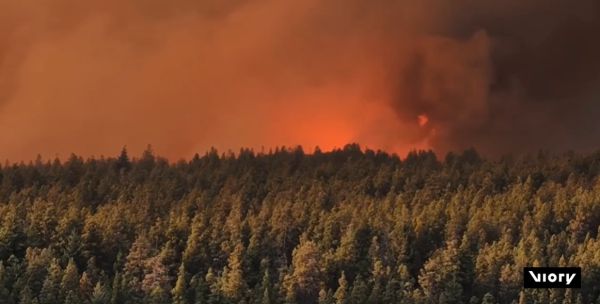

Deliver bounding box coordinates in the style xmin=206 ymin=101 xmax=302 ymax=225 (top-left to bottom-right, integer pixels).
xmin=417 ymin=114 xmax=429 ymax=127
xmin=5 ymin=0 xmax=593 ymax=160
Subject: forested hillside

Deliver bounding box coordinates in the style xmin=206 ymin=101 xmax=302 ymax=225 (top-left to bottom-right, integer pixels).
xmin=2 ymin=145 xmax=600 ymax=304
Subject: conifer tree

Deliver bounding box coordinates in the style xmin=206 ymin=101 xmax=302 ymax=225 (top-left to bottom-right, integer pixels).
xmin=439 ymin=275 xmax=463 ymax=304
xmin=79 ymin=272 xmax=94 ymax=302
xmin=172 ymin=263 xmax=188 ymax=304
xmin=482 ymin=293 xmax=496 ymax=304
xmin=90 ymin=282 xmax=110 ymax=304
xmin=61 ymin=259 xmax=80 ymax=302
xmin=190 ymin=275 xmax=209 ymax=304
xmin=0 ymin=262 xmax=13 ymax=304
xmin=220 ymin=242 xmax=248 ymax=302
xmin=39 ymin=260 xmax=62 ymax=304
xmin=518 ymin=290 xmax=530 ymax=304
xmin=110 ymin=272 xmax=124 ymax=304
xmin=419 ymin=241 xmax=463 ymax=303
xmin=124 ymin=234 xmax=152 ymax=300
xmin=334 ymin=272 xmax=348 ymax=304
xmin=397 ymin=264 xmax=414 ymax=297
xmin=261 ymin=270 xmax=272 ymax=304
xmin=283 ymin=240 xmax=321 ymax=303
xmin=115 ymin=147 xmax=131 ymax=173
xmin=64 ymin=290 xmax=83 ymax=304
xmin=383 ymin=277 xmax=400 ymax=303
xmin=18 ymin=286 xmax=35 ymax=304
xmin=142 ymin=256 xmax=171 ymax=298
xmin=318 ymin=288 xmax=333 ymax=304
xmin=349 ymin=275 xmax=368 ymax=304
xmin=148 ymin=286 xmax=170 ymax=304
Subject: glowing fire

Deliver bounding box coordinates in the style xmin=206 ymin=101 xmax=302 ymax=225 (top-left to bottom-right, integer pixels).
xmin=417 ymin=114 xmax=429 ymax=127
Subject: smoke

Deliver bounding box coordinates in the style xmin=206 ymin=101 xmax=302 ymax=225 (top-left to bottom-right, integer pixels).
xmin=0 ymin=0 xmax=598 ymax=161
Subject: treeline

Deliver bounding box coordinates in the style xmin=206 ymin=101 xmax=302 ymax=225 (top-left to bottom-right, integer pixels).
xmin=2 ymin=144 xmax=600 ymax=304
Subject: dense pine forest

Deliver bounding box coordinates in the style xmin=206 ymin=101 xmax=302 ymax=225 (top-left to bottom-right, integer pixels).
xmin=2 ymin=144 xmax=600 ymax=304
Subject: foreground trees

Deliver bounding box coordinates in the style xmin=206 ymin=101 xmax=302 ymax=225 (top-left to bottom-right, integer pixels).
xmin=1 ymin=145 xmax=600 ymax=303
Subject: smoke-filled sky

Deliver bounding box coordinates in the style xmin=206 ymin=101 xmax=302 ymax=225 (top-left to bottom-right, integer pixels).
xmin=0 ymin=0 xmax=599 ymax=161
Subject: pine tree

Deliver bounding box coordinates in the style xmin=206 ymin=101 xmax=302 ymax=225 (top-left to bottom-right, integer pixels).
xmin=110 ymin=272 xmax=124 ymax=304
xmin=148 ymin=286 xmax=170 ymax=304
xmin=124 ymin=234 xmax=152 ymax=300
xmin=318 ymin=288 xmax=333 ymax=304
xmin=261 ymin=288 xmax=271 ymax=304
xmin=158 ymin=240 xmax=179 ymax=282
xmin=439 ymin=275 xmax=463 ymax=304
xmin=367 ymin=260 xmax=385 ymax=304
xmin=367 ymin=280 xmax=382 ymax=304
xmin=61 ymin=259 xmax=80 ymax=302
xmin=79 ymin=272 xmax=94 ymax=302
xmin=482 ymin=293 xmax=496 ymax=304
xmin=182 ymin=216 xmax=206 ymax=275
xmin=115 ymin=147 xmax=131 ymax=173
xmin=4 ymin=255 xmax=21 ymax=296
xmin=64 ymin=290 xmax=83 ymax=304
xmin=261 ymin=270 xmax=272 ymax=304
xmin=519 ymin=290 xmax=530 ymax=304
xmin=383 ymin=278 xmax=400 ymax=303
xmin=419 ymin=241 xmax=463 ymax=303
xmin=18 ymin=286 xmax=36 ymax=304
xmin=24 ymin=248 xmax=53 ymax=297
xmin=349 ymin=275 xmax=368 ymax=304
xmin=534 ymin=289 xmax=549 ymax=304
xmin=190 ymin=274 xmax=209 ymax=304
xmin=0 ymin=205 xmax=23 ymax=269
xmin=220 ymin=242 xmax=248 ymax=302
xmin=205 ymin=268 xmax=222 ymax=304
xmin=549 ymin=289 xmax=562 ymax=304
xmin=90 ymin=282 xmax=110 ymax=304
xmin=142 ymin=256 xmax=171 ymax=298
xmin=172 ymin=263 xmax=188 ymax=304
xmin=85 ymin=257 xmax=101 ymax=287
xmin=38 ymin=260 xmax=62 ymax=304
xmin=334 ymin=272 xmax=348 ymax=304
xmin=0 ymin=263 xmax=13 ymax=304
xmin=283 ymin=240 xmax=321 ymax=303
xmin=397 ymin=264 xmax=414 ymax=303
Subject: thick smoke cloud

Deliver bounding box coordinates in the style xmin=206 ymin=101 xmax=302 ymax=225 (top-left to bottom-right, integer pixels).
xmin=423 ymin=0 xmax=600 ymax=155
xmin=0 ymin=0 xmax=598 ymax=161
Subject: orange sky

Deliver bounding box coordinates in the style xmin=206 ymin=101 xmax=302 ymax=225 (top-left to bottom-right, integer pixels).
xmin=1 ymin=0 xmax=599 ymax=161
xmin=0 ymin=0 xmax=443 ymax=161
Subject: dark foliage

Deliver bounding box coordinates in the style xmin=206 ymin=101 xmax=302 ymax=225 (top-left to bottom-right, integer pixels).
xmin=1 ymin=145 xmax=599 ymax=303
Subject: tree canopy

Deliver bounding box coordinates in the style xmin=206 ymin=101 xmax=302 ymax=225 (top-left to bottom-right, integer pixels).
xmin=0 ymin=145 xmax=599 ymax=303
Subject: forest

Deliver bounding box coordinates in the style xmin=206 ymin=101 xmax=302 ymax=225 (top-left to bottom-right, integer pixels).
xmin=1 ymin=144 xmax=600 ymax=304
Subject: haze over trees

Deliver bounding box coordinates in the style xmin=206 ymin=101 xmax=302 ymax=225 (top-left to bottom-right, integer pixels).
xmin=1 ymin=144 xmax=600 ymax=303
